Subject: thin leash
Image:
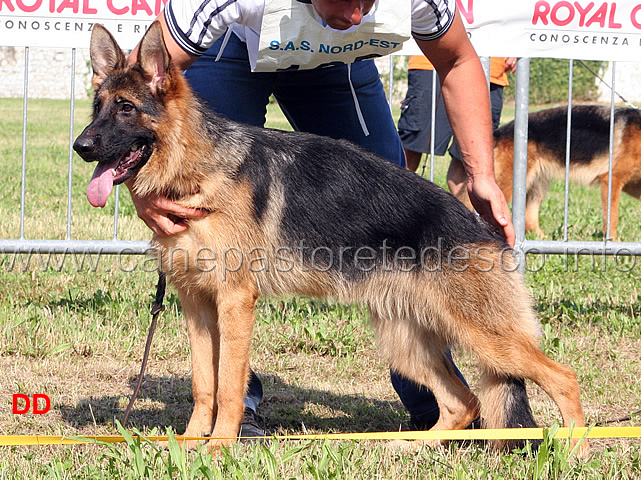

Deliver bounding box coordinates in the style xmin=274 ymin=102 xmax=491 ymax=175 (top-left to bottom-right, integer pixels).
xmin=594 ymin=409 xmax=641 ymax=426
xmin=577 ymin=60 xmax=640 ymax=110
xmin=121 ymin=270 xmax=166 ymax=427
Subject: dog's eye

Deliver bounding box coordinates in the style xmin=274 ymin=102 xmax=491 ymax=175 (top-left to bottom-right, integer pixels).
xmin=121 ymin=103 xmax=135 ymax=113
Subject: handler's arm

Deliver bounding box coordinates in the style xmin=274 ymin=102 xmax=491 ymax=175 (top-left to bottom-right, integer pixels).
xmin=416 ymin=11 xmax=515 ymax=247
xmin=126 ymin=11 xmax=206 ymax=236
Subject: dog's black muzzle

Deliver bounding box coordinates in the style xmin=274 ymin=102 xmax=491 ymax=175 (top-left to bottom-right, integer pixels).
xmin=73 ymin=127 xmax=100 ymax=162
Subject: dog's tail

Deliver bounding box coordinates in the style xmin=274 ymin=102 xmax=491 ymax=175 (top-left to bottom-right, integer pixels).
xmin=480 ymin=373 xmax=541 ymax=451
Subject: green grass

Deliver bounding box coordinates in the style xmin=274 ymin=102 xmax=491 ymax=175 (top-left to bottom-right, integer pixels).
xmin=0 ymin=98 xmax=640 ymax=478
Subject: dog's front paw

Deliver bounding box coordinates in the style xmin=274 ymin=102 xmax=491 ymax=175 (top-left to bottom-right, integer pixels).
xmin=203 ymin=437 xmax=237 ymax=456
xmin=386 ymin=438 xmax=444 ymax=452
xmin=156 ymin=433 xmax=208 ymax=451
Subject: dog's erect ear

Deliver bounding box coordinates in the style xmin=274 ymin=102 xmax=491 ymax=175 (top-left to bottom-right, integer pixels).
xmin=138 ymin=22 xmax=171 ymax=95
xmin=90 ymin=24 xmax=126 ymax=90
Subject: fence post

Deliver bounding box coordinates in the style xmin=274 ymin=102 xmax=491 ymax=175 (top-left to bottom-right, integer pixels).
xmin=20 ymin=47 xmax=29 ymax=241
xmin=512 ymin=57 xmax=530 ymax=272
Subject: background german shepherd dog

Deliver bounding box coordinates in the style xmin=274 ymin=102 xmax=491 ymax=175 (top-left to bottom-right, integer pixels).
xmin=456 ymin=105 xmax=641 ymax=240
xmin=74 ymin=23 xmax=587 ymax=455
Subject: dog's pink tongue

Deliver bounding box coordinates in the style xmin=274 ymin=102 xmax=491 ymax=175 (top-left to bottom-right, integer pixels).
xmin=87 ymin=160 xmax=118 ymax=208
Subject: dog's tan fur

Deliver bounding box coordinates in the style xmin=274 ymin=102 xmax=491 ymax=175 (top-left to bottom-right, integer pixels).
xmin=76 ymin=23 xmax=588 ymax=456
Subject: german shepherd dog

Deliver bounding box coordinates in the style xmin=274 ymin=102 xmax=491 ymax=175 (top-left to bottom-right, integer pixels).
xmin=456 ymin=105 xmax=641 ymax=240
xmin=74 ymin=23 xmax=587 ymax=455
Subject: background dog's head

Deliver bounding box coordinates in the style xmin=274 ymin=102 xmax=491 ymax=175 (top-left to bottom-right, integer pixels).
xmin=73 ymin=23 xmax=176 ymax=208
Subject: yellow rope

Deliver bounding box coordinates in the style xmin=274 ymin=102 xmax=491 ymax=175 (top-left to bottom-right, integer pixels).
xmin=1 ymin=426 xmax=640 ymax=446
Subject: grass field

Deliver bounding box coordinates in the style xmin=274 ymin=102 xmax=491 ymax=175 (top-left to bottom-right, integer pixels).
xmin=0 ymin=97 xmax=640 ymax=479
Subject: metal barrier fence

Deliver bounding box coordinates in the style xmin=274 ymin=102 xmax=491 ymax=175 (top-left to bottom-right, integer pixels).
xmin=389 ymin=55 xmax=641 ymax=268
xmin=0 ymin=47 xmax=149 ymax=256
xmin=510 ymin=59 xmax=641 ymax=266
xmin=2 ymin=49 xmax=641 ymax=263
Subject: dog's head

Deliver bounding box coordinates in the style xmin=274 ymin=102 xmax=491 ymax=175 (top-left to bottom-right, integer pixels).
xmin=74 ymin=22 xmax=174 ymax=207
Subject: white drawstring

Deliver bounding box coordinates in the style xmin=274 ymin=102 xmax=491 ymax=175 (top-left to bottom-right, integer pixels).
xmin=215 ymin=35 xmax=370 ymax=137
xmin=215 ymin=28 xmax=234 ymax=62
xmin=347 ymin=63 xmax=370 ymax=137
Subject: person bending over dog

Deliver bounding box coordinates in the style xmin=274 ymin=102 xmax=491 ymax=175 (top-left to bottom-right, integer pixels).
xmin=124 ymin=0 xmax=515 ymax=438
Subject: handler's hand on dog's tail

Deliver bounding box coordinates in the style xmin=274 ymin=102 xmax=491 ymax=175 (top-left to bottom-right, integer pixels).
xmin=467 ymin=176 xmax=516 ymax=247
xmin=126 ymin=181 xmax=209 ymax=237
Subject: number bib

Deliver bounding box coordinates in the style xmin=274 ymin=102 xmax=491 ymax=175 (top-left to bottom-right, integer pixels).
xmin=253 ymin=0 xmax=411 ymax=72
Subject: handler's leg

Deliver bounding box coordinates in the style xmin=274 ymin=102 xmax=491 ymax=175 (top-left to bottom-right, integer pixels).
xmin=273 ymin=60 xmax=406 ymax=167
xmin=391 ymin=349 xmax=472 ymax=430
xmin=184 ymin=32 xmax=275 ymax=127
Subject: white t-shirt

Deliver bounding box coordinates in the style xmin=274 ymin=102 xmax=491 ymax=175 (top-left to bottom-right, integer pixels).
xmin=165 ymin=0 xmax=456 ymax=60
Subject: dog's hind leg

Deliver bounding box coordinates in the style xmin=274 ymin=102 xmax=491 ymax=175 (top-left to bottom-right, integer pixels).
xmin=430 ymin=263 xmax=587 ymax=455
xmin=599 ymin=172 xmax=624 ymax=240
xmin=459 ymin=295 xmax=588 ymax=455
xmin=524 ymin=171 xmax=551 ymax=238
xmin=482 ymin=345 xmax=587 ymax=455
xmin=371 ymin=311 xmax=480 ymax=447
xmin=420 ymin=353 xmax=481 ymax=435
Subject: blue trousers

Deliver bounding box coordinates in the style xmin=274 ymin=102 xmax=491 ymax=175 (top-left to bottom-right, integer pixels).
xmin=184 ymin=33 xmax=405 ymax=168
xmin=184 ymin=32 xmax=467 ymax=429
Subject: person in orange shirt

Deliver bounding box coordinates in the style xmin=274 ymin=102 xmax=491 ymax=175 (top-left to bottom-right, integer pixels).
xmin=397 ymin=56 xmax=516 ymax=197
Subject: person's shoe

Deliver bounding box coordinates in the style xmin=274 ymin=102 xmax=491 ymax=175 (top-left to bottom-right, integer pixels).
xmin=238 ymin=408 xmax=267 ymax=443
xmin=466 ymin=417 xmax=482 ymax=430
xmin=409 ymin=412 xmax=437 ymax=431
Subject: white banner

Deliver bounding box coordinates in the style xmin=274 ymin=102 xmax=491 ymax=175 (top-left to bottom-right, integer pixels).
xmin=1 ymin=0 xmax=641 ymax=61
xmin=400 ymin=0 xmax=641 ymax=61
xmin=0 ymin=0 xmax=162 ymax=50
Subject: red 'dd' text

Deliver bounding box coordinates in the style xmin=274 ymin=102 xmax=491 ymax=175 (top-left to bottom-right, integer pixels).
xmin=12 ymin=393 xmax=50 ymax=415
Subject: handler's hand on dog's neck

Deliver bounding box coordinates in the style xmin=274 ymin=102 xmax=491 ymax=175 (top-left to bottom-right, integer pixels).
xmin=125 ymin=179 xmax=208 ymax=237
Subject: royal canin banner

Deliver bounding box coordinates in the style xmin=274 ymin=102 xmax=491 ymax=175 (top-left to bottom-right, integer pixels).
xmin=0 ymin=0 xmax=163 ymax=48
xmin=404 ymin=0 xmax=641 ymax=61
xmin=461 ymin=0 xmax=641 ymax=61
xmin=0 ymin=0 xmax=640 ymax=61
